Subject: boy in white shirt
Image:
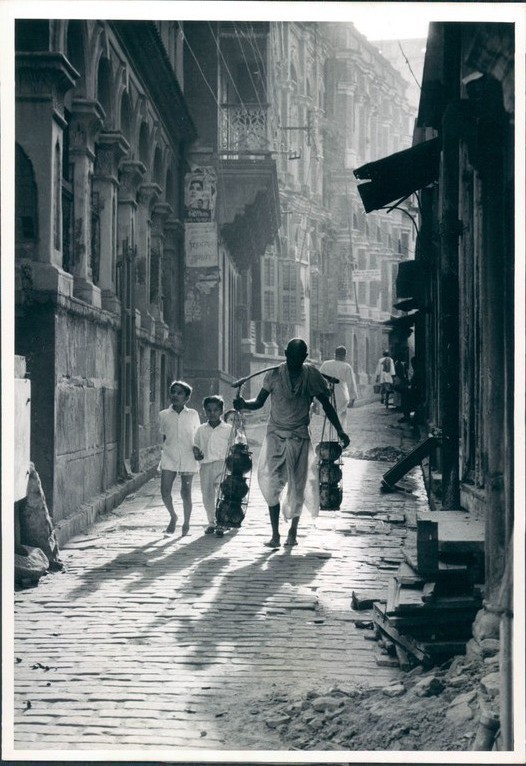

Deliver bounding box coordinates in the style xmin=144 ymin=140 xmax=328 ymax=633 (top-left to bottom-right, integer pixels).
xmin=159 ymin=380 xmax=200 ymax=536
xmin=193 ymin=396 xmax=232 ymax=534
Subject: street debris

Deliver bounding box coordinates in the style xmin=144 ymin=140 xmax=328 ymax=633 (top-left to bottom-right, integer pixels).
xmin=348 ymin=446 xmax=405 ymax=462
xmin=220 ymin=652 xmax=499 ymax=750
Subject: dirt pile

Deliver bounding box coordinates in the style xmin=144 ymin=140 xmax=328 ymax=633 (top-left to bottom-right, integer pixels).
xmin=348 ymin=446 xmax=405 ymax=462
xmin=225 ymin=653 xmax=500 ymax=752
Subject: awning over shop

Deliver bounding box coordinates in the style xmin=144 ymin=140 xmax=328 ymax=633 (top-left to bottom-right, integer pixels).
xmin=353 ymin=138 xmax=441 ymax=213
xmin=384 ymin=311 xmax=421 ymax=329
xmin=393 ymin=297 xmax=419 ymax=312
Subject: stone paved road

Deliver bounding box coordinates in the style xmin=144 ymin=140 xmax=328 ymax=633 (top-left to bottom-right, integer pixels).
xmin=10 ymin=403 xmax=429 ymax=754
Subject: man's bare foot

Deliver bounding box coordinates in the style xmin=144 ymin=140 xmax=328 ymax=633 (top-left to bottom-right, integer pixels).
xmin=165 ymin=516 xmax=177 ymax=535
xmin=284 ymin=533 xmax=298 ymax=547
xmin=181 ymin=522 xmax=190 ymax=536
xmin=264 ymin=536 xmax=280 ymax=549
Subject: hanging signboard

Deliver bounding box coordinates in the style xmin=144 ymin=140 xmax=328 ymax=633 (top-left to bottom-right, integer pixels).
xmin=184 ymin=167 xmax=217 ymax=222
xmin=352 ymin=269 xmax=381 ymax=280
xmin=185 ymin=222 xmax=218 ymax=268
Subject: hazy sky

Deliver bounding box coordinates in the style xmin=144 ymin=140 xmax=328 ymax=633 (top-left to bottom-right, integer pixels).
xmin=350 ymin=7 xmax=430 ymax=41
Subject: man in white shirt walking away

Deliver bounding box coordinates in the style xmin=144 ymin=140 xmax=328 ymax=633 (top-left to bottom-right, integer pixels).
xmin=375 ymin=350 xmax=396 ymax=408
xmin=320 ymin=346 xmax=359 ymax=433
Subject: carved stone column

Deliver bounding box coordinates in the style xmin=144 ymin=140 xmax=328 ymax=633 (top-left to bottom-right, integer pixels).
xmin=69 ymin=98 xmax=105 ymax=306
xmin=163 ymin=217 xmax=184 ymax=338
xmin=135 ymin=182 xmax=161 ymax=334
xmin=93 ymin=131 xmax=129 ymax=313
xmin=150 ymin=202 xmax=172 ymax=326
xmin=117 ymin=159 xmax=145 ymax=315
xmin=15 ymin=52 xmax=78 ymax=296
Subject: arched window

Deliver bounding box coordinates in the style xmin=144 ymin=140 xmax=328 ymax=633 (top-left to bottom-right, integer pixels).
xmin=165 ymin=168 xmax=175 ymax=207
xmin=120 ymin=92 xmax=132 ymax=142
xmin=67 ymin=21 xmax=86 ymax=94
xmin=153 ymin=147 xmax=163 ymax=187
xmin=139 ymin=122 xmax=149 ymax=166
xmin=15 ymin=144 xmax=38 ymax=260
xmin=97 ymin=57 xmax=112 ymax=124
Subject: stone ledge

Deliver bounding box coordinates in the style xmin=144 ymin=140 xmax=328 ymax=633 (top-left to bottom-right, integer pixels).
xmin=54 ymin=465 xmax=157 ymax=548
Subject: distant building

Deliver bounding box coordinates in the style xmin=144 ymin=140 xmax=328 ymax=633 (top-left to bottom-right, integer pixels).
xmin=324 ymin=23 xmax=417 ymax=390
xmin=241 ymin=22 xmax=418 ymax=393
xmin=181 ymin=21 xmax=280 ymax=404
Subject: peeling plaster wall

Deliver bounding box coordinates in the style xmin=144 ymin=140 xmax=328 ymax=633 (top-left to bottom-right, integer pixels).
xmin=53 ymin=308 xmax=119 ymax=523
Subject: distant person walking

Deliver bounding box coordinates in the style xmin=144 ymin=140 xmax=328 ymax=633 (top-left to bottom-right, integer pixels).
xmin=393 ymin=356 xmax=409 ymax=410
xmin=375 ymin=349 xmax=395 ymax=408
xmin=159 ymin=380 xmax=200 ymax=536
xmin=320 ymin=345 xmax=359 ymax=432
xmin=234 ymin=338 xmax=350 ymax=549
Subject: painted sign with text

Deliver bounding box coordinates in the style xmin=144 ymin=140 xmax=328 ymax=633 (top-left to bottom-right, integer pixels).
xmin=185 ymin=222 xmax=218 ymax=268
xmin=352 ymin=269 xmax=381 ymax=280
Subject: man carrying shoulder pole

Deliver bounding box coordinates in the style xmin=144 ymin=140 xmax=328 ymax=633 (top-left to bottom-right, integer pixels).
xmin=234 ymin=338 xmax=350 ymax=549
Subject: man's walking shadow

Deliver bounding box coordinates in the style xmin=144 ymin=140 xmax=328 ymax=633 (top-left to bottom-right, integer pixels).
xmin=162 ymin=549 xmax=330 ymax=669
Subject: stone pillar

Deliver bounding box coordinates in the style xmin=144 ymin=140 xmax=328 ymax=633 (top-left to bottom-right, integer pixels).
xmin=93 ymin=131 xmax=129 ymax=314
xmin=136 ymin=182 xmax=161 ymax=333
xmin=69 ymin=98 xmax=105 ymax=307
xmin=163 ymin=217 xmax=184 ymax=331
xmin=15 ymin=52 xmax=77 ymax=296
xmin=117 ymin=159 xmax=144 ymax=300
xmin=150 ymin=202 xmax=172 ymax=324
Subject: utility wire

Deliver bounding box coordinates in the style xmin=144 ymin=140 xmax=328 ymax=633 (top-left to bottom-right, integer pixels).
xmin=208 ymin=21 xmax=249 ymax=112
xmin=397 ymin=41 xmax=422 ymax=92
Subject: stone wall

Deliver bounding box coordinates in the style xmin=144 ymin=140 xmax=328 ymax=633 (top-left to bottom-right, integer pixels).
xmin=53 ymin=304 xmax=120 ymax=523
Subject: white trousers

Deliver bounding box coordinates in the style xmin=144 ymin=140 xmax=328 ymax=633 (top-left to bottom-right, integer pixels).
xmin=199 ymin=460 xmax=224 ymax=524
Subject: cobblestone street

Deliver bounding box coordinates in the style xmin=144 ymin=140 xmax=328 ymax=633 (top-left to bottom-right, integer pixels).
xmin=11 ymin=403 xmax=429 ymax=754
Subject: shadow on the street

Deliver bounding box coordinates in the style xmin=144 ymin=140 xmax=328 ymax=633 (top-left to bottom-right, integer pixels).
xmin=150 ymin=549 xmax=330 ymax=668
xmin=66 ymin=527 xmax=237 ymax=598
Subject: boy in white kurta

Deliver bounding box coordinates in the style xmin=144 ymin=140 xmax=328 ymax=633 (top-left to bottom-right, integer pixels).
xmin=193 ymin=396 xmax=232 ymax=533
xmin=159 ymin=381 xmax=200 ymax=535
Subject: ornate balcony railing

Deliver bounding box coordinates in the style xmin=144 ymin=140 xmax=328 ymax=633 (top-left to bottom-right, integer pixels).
xmin=219 ymin=103 xmax=270 ymax=156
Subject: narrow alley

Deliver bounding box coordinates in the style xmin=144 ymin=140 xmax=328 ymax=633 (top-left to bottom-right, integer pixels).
xmin=12 ymin=403 xmax=427 ymax=752
xmin=7 ymin=11 xmax=520 ymax=760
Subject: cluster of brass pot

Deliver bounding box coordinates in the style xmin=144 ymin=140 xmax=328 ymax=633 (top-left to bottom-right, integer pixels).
xmin=316 ymin=441 xmax=343 ymax=510
xmin=216 ymin=442 xmax=252 ymax=528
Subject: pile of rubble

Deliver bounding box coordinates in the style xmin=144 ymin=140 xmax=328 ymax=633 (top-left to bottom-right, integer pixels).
xmin=348 ymin=446 xmax=405 ymax=462
xmin=227 ymin=649 xmax=500 ymax=751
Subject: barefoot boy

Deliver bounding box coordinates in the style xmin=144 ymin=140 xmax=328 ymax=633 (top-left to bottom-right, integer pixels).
xmin=193 ymin=395 xmax=232 ymax=534
xmin=159 ymin=380 xmax=200 ymax=535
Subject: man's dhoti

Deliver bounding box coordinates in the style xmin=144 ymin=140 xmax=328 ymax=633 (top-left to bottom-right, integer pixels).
xmin=257 ymin=431 xmax=319 ymax=521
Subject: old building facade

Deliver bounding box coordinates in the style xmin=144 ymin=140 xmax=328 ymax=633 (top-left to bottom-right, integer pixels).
xmin=14 ymin=18 xmax=417 ymax=535
xmin=181 ymin=21 xmax=280 ymax=405
xmin=354 ymin=21 xmax=516 ymax=747
xmin=15 ymin=20 xmax=195 ymax=532
xmin=242 ymin=21 xmax=417 ymax=394
xmin=324 ymin=22 xmax=417 ymax=390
